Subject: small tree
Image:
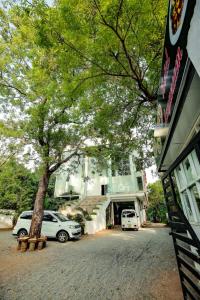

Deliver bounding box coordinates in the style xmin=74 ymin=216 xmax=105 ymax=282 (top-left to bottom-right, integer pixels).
xmin=147 ymin=180 xmax=167 ymax=223
xmin=0 ymin=159 xmax=38 ymax=213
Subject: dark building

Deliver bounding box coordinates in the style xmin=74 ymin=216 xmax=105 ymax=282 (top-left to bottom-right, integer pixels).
xmin=154 ymin=1 xmax=200 ymax=298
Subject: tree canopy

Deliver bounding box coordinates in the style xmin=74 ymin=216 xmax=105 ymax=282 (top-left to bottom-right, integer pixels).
xmin=0 ymin=0 xmax=168 ymax=167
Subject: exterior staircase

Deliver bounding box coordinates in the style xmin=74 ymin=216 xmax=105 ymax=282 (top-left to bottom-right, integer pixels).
xmin=59 ymin=199 xmax=81 ymax=215
xmin=78 ymin=196 xmax=107 ymax=215
xmin=59 ymin=195 xmax=110 ymax=234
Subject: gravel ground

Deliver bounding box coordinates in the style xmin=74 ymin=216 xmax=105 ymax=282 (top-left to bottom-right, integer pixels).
xmin=0 ymin=227 xmax=183 ymax=300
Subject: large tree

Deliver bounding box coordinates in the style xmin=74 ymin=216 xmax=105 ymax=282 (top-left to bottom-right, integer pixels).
xmin=0 ymin=1 xmax=96 ymax=237
xmin=0 ymin=0 xmax=167 ymax=238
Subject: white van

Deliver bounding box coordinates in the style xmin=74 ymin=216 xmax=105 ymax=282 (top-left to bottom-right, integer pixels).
xmin=12 ymin=210 xmax=81 ymax=242
xmin=121 ymin=209 xmax=139 ymax=230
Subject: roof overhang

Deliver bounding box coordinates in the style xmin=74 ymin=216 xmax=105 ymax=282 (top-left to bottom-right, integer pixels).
xmin=108 ymin=192 xmax=146 ymax=202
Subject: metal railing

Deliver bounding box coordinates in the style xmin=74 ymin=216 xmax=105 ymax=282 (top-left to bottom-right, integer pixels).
xmin=162 ymin=130 xmax=200 ymax=299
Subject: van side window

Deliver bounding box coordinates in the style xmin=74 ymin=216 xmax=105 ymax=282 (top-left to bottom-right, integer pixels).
xmin=43 ymin=213 xmax=54 ymax=222
xmin=20 ymin=212 xmax=32 ymax=219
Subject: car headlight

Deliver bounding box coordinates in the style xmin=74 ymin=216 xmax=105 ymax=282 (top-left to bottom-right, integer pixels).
xmin=68 ymin=225 xmax=76 ymax=229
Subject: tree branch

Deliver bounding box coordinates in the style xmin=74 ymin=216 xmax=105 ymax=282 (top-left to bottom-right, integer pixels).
xmin=93 ymin=0 xmax=157 ymax=102
xmin=49 ymin=150 xmax=78 ymax=174
xmin=0 ymin=81 xmax=27 ymax=97
xmin=116 ymin=0 xmax=124 ymax=30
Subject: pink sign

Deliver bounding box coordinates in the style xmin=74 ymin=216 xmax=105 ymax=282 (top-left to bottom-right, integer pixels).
xmin=164 ymin=47 xmax=183 ymax=123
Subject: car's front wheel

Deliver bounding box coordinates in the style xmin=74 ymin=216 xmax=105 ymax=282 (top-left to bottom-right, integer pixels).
xmin=18 ymin=229 xmax=28 ymax=237
xmin=57 ymin=230 xmax=69 ymax=243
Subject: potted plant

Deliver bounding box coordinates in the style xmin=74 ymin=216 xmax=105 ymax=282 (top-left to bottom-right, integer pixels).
xmin=107 ymin=223 xmax=113 ymax=229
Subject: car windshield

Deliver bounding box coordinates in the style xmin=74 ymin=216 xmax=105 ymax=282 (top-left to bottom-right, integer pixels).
xmin=53 ymin=213 xmax=69 ymax=222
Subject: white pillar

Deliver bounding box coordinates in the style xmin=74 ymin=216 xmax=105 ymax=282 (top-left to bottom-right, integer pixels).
xmin=135 ymin=200 xmax=141 ymax=227
xmin=130 ymin=155 xmax=138 ymax=192
xmin=107 ymin=159 xmax=113 ymax=194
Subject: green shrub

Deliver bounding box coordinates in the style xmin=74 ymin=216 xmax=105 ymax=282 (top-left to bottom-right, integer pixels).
xmin=67 ymin=213 xmax=85 ymax=234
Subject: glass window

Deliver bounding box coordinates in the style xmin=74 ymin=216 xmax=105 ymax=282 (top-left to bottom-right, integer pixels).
xmin=112 ymin=168 xmax=116 ymax=177
xmin=118 ymin=158 xmax=131 ymax=176
xmin=175 ymin=165 xmax=186 ymax=189
xmin=183 ymin=158 xmax=195 ymax=182
xmin=191 ymin=150 xmax=200 ymax=176
xmin=53 ymin=213 xmax=68 ymax=222
xmin=134 ymin=158 xmax=141 ymax=172
xmin=171 ymin=172 xmax=183 ymax=209
xmin=137 ymin=177 xmax=143 ymax=190
xmin=43 ymin=213 xmax=54 ymax=222
xmin=190 ymin=184 xmax=200 ymax=216
xmin=122 ymin=211 xmax=135 ymax=218
xmin=20 ymin=212 xmax=32 ymax=219
xmin=127 ymin=212 xmax=136 ymax=218
xmin=182 ymin=191 xmax=194 ymax=222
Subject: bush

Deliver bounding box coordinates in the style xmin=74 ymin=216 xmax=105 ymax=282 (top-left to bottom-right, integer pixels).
xmin=107 ymin=223 xmax=114 ymax=229
xmin=147 ymin=180 xmax=167 ymax=223
xmin=67 ymin=213 xmax=85 ymax=234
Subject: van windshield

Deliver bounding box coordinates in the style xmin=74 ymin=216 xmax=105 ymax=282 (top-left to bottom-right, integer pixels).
xmin=53 ymin=213 xmax=69 ymax=222
xmin=122 ymin=211 xmax=135 ymax=218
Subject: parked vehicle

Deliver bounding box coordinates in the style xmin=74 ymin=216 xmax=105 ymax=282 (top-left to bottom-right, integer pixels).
xmin=12 ymin=210 xmax=81 ymax=242
xmin=121 ymin=209 xmax=139 ymax=230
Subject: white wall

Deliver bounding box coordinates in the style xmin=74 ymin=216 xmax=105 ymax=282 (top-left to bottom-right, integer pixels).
xmin=54 ymin=153 xmax=144 ymax=198
xmin=85 ymin=199 xmax=110 ymax=234
xmin=112 ymin=175 xmax=137 ymax=194
xmin=0 ymin=210 xmax=14 ymax=228
xmin=86 ymin=176 xmax=108 ymax=196
xmin=54 ymin=161 xmax=84 ymax=197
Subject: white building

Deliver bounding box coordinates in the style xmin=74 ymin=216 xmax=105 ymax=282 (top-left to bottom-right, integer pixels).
xmin=54 ymin=153 xmax=147 ymax=234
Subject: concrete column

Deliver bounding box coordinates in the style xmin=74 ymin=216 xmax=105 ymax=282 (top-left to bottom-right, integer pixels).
xmin=111 ymin=202 xmax=114 ymax=225
xmin=135 ymin=200 xmax=141 ymax=227
xmin=84 ymin=157 xmax=89 ymax=198
xmin=107 ymin=159 xmax=113 ymax=194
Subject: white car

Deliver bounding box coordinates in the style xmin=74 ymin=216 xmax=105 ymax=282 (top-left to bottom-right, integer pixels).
xmin=12 ymin=210 xmax=82 ymax=243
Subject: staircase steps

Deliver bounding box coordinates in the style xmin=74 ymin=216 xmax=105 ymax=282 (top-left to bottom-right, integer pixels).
xmin=78 ymin=196 xmax=107 ymax=214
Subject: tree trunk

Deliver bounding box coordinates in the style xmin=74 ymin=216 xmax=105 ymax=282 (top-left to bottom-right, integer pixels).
xmin=29 ymin=168 xmax=50 ymax=238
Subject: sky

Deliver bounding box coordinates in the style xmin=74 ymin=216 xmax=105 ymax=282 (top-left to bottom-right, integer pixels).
xmin=145 ymin=165 xmax=159 ymax=184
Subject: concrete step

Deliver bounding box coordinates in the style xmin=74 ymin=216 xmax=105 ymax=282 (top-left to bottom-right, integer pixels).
xmin=78 ymin=195 xmax=107 ymax=215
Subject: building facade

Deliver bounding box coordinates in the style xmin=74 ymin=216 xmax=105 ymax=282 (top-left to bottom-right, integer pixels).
xmin=54 ymin=153 xmax=147 ymax=233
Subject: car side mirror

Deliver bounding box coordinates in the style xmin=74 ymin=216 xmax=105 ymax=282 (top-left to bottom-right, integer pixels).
xmin=52 ymin=218 xmax=58 ymax=222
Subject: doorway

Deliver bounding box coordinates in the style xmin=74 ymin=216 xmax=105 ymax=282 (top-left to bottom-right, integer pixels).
xmin=113 ymin=201 xmax=135 ymax=225
xmin=101 ymin=185 xmax=108 ymax=195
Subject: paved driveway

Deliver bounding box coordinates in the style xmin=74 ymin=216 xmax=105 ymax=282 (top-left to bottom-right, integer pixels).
xmin=0 ymin=227 xmax=182 ymax=300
